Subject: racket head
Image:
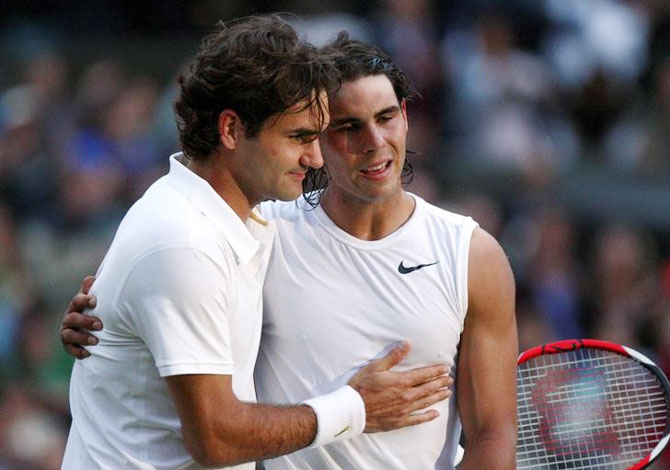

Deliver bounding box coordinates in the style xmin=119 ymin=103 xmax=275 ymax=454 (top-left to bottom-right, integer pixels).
xmin=516 ymin=339 xmax=670 ymax=470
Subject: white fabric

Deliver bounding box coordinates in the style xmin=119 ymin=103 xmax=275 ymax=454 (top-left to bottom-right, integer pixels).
xmin=256 ymin=193 xmax=477 ymax=470
xmin=303 ymin=385 xmax=366 ymax=447
xmin=62 ymin=153 xmax=273 ymax=470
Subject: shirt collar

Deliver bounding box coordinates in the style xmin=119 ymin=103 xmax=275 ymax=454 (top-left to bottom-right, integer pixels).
xmin=166 ymin=152 xmax=260 ymax=265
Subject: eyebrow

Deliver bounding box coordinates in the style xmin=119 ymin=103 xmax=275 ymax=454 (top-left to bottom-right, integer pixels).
xmin=285 ymin=127 xmax=322 ymax=142
xmin=287 ymin=127 xmax=321 ymax=136
xmin=330 ymin=105 xmax=401 ymax=126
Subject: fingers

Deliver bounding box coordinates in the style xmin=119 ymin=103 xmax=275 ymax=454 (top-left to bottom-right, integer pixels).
xmin=394 ymin=363 xmax=449 ymax=387
xmin=392 ymin=409 xmax=440 ymax=429
xmin=60 ymin=311 xmax=102 ymax=360
xmin=66 ymin=293 xmax=97 ymax=315
xmin=393 ymin=382 xmax=452 ymax=415
xmin=60 ymin=324 xmax=99 ymax=347
xmin=62 ymin=311 xmax=102 ymax=331
xmin=366 ymin=341 xmax=410 ymax=372
xmin=364 ymin=409 xmax=441 ymax=433
xmin=80 ymin=275 xmax=96 ymax=295
xmin=64 ymin=343 xmax=92 ymax=359
xmin=372 ymin=374 xmax=453 ymax=416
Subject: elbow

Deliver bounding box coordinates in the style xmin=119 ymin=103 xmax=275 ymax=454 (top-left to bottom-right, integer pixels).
xmin=185 ymin=433 xmax=246 ymax=468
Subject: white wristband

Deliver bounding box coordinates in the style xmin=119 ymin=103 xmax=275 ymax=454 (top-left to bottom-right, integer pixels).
xmin=302 ymin=385 xmax=366 ymax=448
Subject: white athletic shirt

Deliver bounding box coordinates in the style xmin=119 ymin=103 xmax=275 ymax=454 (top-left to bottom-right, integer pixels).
xmin=62 ymin=154 xmax=273 ymax=470
xmin=256 ymin=193 xmax=478 ymax=470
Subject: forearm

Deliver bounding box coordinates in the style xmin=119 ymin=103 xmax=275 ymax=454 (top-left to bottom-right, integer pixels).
xmin=194 ymin=401 xmax=317 ymax=467
xmin=169 ymin=375 xmax=366 ymax=468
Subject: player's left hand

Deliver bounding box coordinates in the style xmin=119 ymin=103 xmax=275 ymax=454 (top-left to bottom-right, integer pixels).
xmin=60 ymin=275 xmax=102 ymax=359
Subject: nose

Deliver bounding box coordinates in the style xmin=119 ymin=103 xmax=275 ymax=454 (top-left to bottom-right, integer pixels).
xmin=362 ymin=124 xmax=385 ymax=154
xmin=300 ymin=138 xmax=324 ymax=169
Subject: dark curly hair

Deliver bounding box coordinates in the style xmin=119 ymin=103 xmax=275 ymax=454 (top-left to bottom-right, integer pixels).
xmin=174 ymin=15 xmax=335 ymax=161
xmin=320 ymin=32 xmax=417 ymax=104
xmin=302 ymin=32 xmax=417 ymax=206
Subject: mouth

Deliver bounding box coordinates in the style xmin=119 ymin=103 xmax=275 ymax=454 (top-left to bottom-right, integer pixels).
xmin=360 ymin=161 xmax=392 ymax=179
xmin=288 ymin=171 xmax=307 ymax=181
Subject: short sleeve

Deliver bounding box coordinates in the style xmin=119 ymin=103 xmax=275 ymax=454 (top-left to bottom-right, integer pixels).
xmin=118 ymin=247 xmax=235 ymax=377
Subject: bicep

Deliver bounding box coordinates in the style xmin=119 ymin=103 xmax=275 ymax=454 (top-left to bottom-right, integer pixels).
xmin=457 ymin=228 xmax=517 ymax=440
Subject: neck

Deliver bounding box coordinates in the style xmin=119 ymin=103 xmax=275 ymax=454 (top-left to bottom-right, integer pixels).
xmin=185 ymin=154 xmax=255 ymax=221
xmin=320 ymin=189 xmax=415 ymax=240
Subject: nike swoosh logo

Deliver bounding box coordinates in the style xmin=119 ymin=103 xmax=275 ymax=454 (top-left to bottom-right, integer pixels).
xmin=334 ymin=426 xmax=351 ymax=438
xmin=398 ymin=260 xmax=439 ymax=274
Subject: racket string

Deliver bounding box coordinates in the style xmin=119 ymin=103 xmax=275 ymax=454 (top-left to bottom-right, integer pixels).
xmin=516 ymin=348 xmax=669 ymax=470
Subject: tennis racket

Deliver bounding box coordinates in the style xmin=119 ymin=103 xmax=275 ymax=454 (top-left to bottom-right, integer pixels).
xmin=516 ymin=339 xmax=670 ymax=470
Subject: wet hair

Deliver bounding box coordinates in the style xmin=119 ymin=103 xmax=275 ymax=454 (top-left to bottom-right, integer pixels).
xmin=320 ymin=31 xmax=417 ymax=104
xmin=302 ymin=32 xmax=416 ymax=206
xmin=174 ymin=15 xmax=334 ymax=161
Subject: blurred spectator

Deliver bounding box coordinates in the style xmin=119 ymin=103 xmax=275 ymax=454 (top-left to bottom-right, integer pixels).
xmin=541 ymin=0 xmax=650 ymax=89
xmin=440 ymin=6 xmax=579 ymax=181
xmin=588 ymin=224 xmax=660 ymax=350
xmin=0 ymin=383 xmax=67 ymax=470
xmin=603 ymin=58 xmax=670 ymax=173
xmin=527 ymin=206 xmax=584 ymax=340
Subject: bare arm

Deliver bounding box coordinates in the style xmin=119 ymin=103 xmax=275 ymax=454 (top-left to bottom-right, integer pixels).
xmin=167 ymin=374 xmax=316 ymax=467
xmin=457 ymin=227 xmax=518 ymax=470
xmin=168 ymin=343 xmax=451 ymax=467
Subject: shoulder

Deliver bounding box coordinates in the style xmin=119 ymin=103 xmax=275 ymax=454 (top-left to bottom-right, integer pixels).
xmin=118 ymin=245 xmax=233 ymax=312
xmin=414 ymin=194 xmax=478 ymax=230
xmin=121 ymin=179 xmax=192 ymax=241
xmin=409 ymin=195 xmax=479 ymax=249
xmin=467 ymin=227 xmax=515 ymax=320
xmin=127 ymin=181 xmax=233 ymax=257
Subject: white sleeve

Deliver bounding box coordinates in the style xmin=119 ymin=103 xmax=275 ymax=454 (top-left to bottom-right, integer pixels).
xmin=118 ymin=246 xmax=235 ymax=377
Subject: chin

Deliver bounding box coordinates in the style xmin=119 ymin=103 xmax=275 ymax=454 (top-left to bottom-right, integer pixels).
xmin=272 ymin=187 xmax=303 ymax=202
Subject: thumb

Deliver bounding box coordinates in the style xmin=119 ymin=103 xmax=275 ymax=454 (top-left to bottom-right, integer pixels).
xmin=367 ymin=341 xmax=410 ymax=372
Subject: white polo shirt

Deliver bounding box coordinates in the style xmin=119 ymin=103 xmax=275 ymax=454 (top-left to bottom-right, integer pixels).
xmin=62 ymin=153 xmax=273 ymax=470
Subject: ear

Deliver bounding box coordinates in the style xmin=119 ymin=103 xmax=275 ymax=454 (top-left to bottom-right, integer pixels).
xmin=218 ymin=110 xmax=242 ymax=150
xmin=400 ymin=99 xmax=409 ymax=131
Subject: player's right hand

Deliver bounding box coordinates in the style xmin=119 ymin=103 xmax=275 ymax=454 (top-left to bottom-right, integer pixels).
xmin=60 ymin=275 xmax=102 ymax=359
xmin=347 ymin=342 xmax=453 ymax=433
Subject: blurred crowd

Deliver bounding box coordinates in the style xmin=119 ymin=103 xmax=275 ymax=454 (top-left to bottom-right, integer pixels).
xmin=1 ymin=0 xmax=669 ymax=468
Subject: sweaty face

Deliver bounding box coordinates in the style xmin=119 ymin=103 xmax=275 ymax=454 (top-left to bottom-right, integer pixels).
xmin=321 ymin=74 xmax=408 ymax=205
xmin=233 ymin=91 xmax=329 ymax=203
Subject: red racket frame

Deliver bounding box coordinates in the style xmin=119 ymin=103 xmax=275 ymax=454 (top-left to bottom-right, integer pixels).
xmin=517 ymin=339 xmax=670 ymax=470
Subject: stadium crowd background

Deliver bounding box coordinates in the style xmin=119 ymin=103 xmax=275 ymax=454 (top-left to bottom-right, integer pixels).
xmin=0 ymin=0 xmax=668 ymax=468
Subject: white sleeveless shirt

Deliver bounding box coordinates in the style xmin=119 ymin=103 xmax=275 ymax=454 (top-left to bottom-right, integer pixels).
xmin=256 ymin=193 xmax=477 ymax=470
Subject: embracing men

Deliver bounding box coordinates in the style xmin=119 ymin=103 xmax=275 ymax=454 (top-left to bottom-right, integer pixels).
xmin=61 ymin=15 xmax=517 ymax=470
